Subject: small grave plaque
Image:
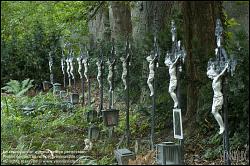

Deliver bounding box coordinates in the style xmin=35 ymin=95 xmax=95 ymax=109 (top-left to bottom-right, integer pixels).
xmin=156 ymin=142 xmax=183 ymax=165
xmin=114 ymin=148 xmax=135 ymax=165
xmin=173 ymin=108 xmax=183 ymax=139
xmin=102 ymin=109 xmax=119 ymax=127
xmin=70 ymin=93 xmax=79 ymax=105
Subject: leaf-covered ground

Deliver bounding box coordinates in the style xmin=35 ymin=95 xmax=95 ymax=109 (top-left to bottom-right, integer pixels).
xmin=1 ymin=83 xmax=249 ymax=165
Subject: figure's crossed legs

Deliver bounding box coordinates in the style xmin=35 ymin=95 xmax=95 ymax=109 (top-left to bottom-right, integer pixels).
xmin=122 ymin=75 xmax=127 ymax=90
xmin=147 ymin=77 xmax=154 ymax=96
xmin=211 ymin=96 xmax=225 ymax=134
xmin=169 ymin=91 xmax=178 ymax=108
xmin=212 ymin=108 xmax=225 ymax=134
xmin=169 ymin=79 xmax=178 ymax=108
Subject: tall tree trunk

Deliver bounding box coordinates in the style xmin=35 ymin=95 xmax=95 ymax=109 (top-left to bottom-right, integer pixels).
xmin=130 ymin=1 xmax=173 ymax=104
xmin=181 ymin=1 xmax=223 ymax=129
xmin=109 ymin=1 xmax=132 ymax=40
xmin=131 ymin=1 xmax=173 ymax=42
xmin=88 ymin=3 xmax=111 ymax=43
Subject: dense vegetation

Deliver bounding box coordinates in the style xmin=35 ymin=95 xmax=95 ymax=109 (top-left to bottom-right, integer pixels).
xmin=1 ymin=1 xmax=249 ymax=165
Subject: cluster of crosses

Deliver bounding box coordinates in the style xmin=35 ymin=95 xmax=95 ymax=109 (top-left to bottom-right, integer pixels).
xmin=46 ymin=18 xmax=236 ymax=165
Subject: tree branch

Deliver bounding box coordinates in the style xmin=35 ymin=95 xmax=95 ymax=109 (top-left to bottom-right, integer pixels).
xmin=87 ymin=1 xmax=106 ymax=22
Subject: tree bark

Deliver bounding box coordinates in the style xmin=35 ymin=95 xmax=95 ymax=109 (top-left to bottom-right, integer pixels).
xmin=88 ymin=3 xmax=111 ymax=43
xmin=131 ymin=1 xmax=173 ymax=42
xmin=181 ymin=1 xmax=223 ymax=127
xmin=109 ymin=1 xmax=132 ymax=40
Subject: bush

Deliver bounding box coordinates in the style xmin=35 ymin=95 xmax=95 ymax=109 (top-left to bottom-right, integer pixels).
xmin=1 ymin=79 xmax=34 ymax=97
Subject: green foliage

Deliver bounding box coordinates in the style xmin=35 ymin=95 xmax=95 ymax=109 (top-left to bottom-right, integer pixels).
xmin=198 ymin=14 xmax=249 ymax=161
xmin=116 ymin=110 xmax=150 ymax=140
xmin=227 ymin=18 xmax=240 ymax=28
xmin=73 ymin=156 xmax=97 ymax=165
xmin=229 ymin=132 xmax=247 ymax=151
xmin=1 ymin=79 xmax=34 ymax=96
xmin=97 ymin=155 xmax=115 ymax=165
xmin=225 ymin=27 xmax=249 ymax=146
xmin=204 ymin=145 xmax=223 ymax=160
xmin=2 ymin=92 xmax=118 ymax=165
xmin=1 ymin=1 xmax=99 ymax=85
xmin=1 ymin=1 xmax=249 ymax=164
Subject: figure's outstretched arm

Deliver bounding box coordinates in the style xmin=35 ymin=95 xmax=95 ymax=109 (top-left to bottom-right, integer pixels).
xmin=173 ymin=54 xmax=180 ymax=65
xmin=111 ymin=59 xmax=116 ymax=66
xmin=217 ymin=62 xmax=229 ymax=78
xmin=169 ymin=55 xmax=180 ymax=70
xmin=125 ymin=51 xmax=130 ymax=62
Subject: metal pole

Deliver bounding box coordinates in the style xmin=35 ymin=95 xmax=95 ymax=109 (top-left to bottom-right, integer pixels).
xmin=88 ymin=64 xmax=91 ymax=107
xmin=68 ymin=76 xmax=71 ymax=92
xmin=74 ymin=77 xmax=76 ymax=92
xmin=109 ymin=62 xmax=114 ymax=110
xmin=100 ymin=61 xmax=104 ymax=111
xmin=66 ymin=57 xmax=71 ymax=93
xmin=109 ymin=62 xmax=115 ymax=110
xmin=112 ymin=91 xmax=114 ymax=109
xmin=63 ymin=73 xmax=66 ymax=89
xmin=62 ymin=57 xmax=66 ymax=89
xmin=176 ymin=65 xmax=181 ymax=110
xmin=151 ymin=7 xmax=158 ymax=150
xmin=109 ymin=90 xmax=112 ymax=110
xmin=217 ymin=21 xmax=230 ymax=164
xmin=177 ymin=62 xmax=184 ymax=164
xmin=109 ymin=42 xmax=115 ymax=139
xmin=223 ymin=76 xmax=231 ymax=165
xmin=50 ymin=74 xmax=53 ymax=85
xmin=81 ymin=76 xmax=85 ymax=106
xmin=151 ymin=62 xmax=156 ymax=150
xmin=73 ymin=60 xmax=76 ymax=92
xmin=49 ymin=53 xmax=54 ymax=85
xmin=214 ymin=18 xmax=234 ymax=165
xmin=126 ymin=57 xmax=130 ymax=146
xmin=112 ymin=61 xmax=115 ymax=109
xmin=109 ymin=90 xmax=114 ymax=139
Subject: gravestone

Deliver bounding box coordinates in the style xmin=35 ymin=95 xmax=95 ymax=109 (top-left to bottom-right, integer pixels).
xmin=114 ymin=148 xmax=135 ymax=165
xmin=156 ymin=142 xmax=183 ymax=165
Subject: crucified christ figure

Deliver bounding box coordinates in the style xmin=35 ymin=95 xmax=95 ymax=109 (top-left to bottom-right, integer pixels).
xmin=120 ymin=56 xmax=128 ymax=90
xmin=82 ymin=58 xmax=88 ymax=83
xmin=77 ymin=56 xmax=83 ymax=79
xmin=107 ymin=59 xmax=115 ymax=92
xmin=164 ymin=52 xmax=181 ymax=108
xmin=96 ymin=60 xmax=102 ymax=88
xmin=207 ymin=61 xmax=229 ymax=134
xmin=146 ymin=52 xmax=156 ymax=97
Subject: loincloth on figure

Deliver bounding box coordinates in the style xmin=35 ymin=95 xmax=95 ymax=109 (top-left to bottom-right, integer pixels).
xmin=169 ymin=79 xmax=177 ymax=91
xmin=212 ymin=95 xmax=223 ymax=110
xmin=148 ymin=73 xmax=154 ymax=80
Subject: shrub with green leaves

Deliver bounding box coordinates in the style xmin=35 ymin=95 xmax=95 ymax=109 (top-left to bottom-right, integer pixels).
xmin=1 ymin=79 xmax=34 ymax=97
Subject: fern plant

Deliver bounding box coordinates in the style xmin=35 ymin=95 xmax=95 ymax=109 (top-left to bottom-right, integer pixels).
xmin=1 ymin=79 xmax=34 ymax=97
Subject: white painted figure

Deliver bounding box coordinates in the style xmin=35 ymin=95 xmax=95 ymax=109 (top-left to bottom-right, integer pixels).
xmin=77 ymin=57 xmax=83 ymax=79
xmin=207 ymin=61 xmax=229 ymax=134
xmin=146 ymin=52 xmax=155 ymax=97
xmin=49 ymin=52 xmax=53 ymax=73
xmin=176 ymin=40 xmax=186 ymax=70
xmin=69 ymin=57 xmax=74 ymax=80
xmin=177 ymin=41 xmax=181 ymax=51
xmin=120 ymin=56 xmax=128 ymax=90
xmin=215 ymin=19 xmax=223 ymax=48
xmin=107 ymin=59 xmax=115 ymax=92
xmin=84 ymin=138 xmax=93 ymax=151
xmin=171 ymin=20 xmax=176 ymax=42
xmin=165 ymin=52 xmax=181 ymax=108
xmin=61 ymin=58 xmax=65 ymax=75
xmin=96 ymin=60 xmax=102 ymax=88
xmin=66 ymin=57 xmax=71 ymax=79
xmin=82 ymin=58 xmax=88 ymax=82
